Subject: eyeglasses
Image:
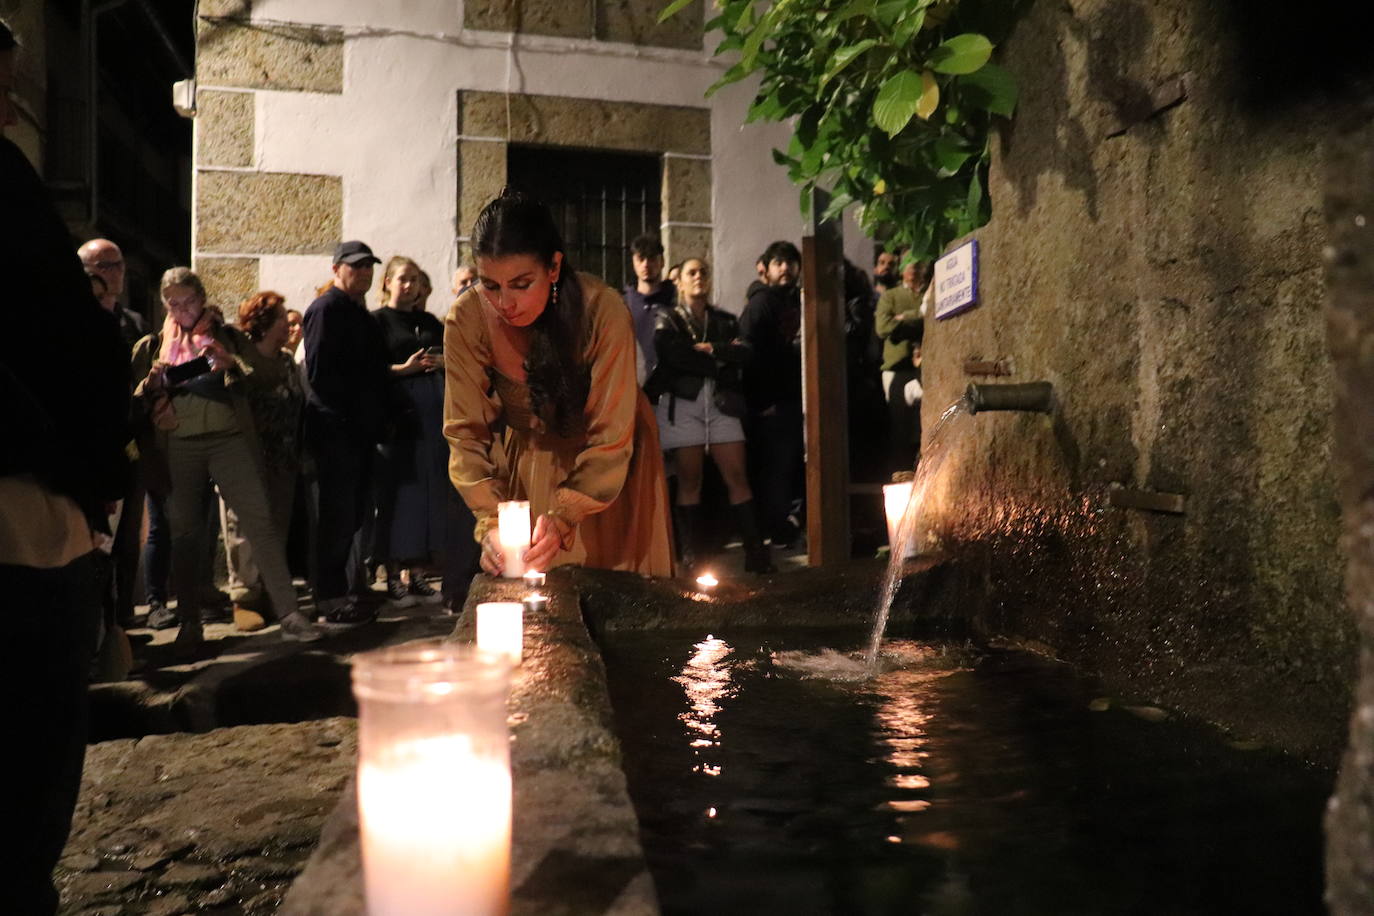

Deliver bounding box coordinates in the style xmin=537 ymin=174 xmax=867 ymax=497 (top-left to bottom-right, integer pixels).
xmin=85 ymin=260 xmax=124 ymax=271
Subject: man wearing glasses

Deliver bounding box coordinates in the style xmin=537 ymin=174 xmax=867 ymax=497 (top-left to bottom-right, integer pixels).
xmin=79 ymin=238 xmax=147 ymax=351
xmin=80 ymin=238 xmax=151 ymax=635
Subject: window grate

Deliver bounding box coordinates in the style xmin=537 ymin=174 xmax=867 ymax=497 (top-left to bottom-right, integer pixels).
xmin=506 ymin=145 xmax=662 ymax=292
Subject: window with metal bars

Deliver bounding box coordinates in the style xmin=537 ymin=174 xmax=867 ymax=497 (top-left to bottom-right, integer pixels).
xmin=506 ymin=145 xmax=662 ymax=292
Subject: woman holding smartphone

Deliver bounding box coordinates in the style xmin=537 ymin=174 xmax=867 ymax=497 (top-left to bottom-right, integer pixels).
xmin=371 ymin=256 xmax=472 ymax=605
xmin=131 ymin=268 xmax=320 ymax=648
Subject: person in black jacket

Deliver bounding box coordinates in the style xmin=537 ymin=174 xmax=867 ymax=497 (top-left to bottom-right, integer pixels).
xmin=302 ymin=240 xmax=390 ymax=626
xmin=371 ymin=256 xmax=478 ymax=610
xmin=0 ymin=20 xmax=130 ymax=912
xmin=739 ymin=240 xmax=805 ymax=549
xmin=647 ymin=258 xmax=773 ymax=574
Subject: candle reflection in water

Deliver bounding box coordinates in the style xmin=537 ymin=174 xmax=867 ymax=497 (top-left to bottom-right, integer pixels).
xmin=673 ymin=635 xmax=736 ymax=780
xmin=873 ymin=667 xmax=935 ymax=842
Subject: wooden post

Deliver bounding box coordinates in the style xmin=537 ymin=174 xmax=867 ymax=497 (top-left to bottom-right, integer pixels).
xmin=801 ymin=188 xmax=850 ymax=566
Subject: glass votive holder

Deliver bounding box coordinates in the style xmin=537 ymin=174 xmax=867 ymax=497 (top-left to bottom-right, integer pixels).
xmin=476 ymin=601 xmax=524 ymax=664
xmin=352 ymin=642 xmax=512 ymax=916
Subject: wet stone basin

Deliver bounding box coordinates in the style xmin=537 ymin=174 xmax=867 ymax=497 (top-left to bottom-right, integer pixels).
xmin=601 ymin=629 xmax=1332 ymax=915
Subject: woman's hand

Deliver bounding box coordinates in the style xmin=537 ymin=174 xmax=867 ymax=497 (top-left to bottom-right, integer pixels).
xmin=202 ymin=339 xmax=232 ymax=372
xmin=145 ymin=361 xmax=167 ymax=392
xmin=524 ymin=514 xmax=567 ymax=571
xmin=480 ymin=528 xmax=505 ymax=576
xmin=692 ymin=342 xmax=714 ymax=355
xmin=396 ymin=348 xmax=436 ymax=377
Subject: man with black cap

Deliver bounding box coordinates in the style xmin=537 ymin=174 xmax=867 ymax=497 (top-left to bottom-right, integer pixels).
xmin=302 ymin=240 xmax=389 ymax=625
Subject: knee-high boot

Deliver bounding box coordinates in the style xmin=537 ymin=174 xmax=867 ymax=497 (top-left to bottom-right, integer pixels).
xmin=674 ymin=504 xmax=702 ymax=577
xmin=733 ymin=500 xmax=775 ymax=574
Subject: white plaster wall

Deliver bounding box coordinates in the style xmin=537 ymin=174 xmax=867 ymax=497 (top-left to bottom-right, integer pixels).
xmin=201 ymin=0 xmax=818 ymax=314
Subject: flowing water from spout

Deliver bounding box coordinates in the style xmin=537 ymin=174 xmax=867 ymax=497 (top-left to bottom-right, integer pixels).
xmin=864 ymin=399 xmax=973 ymax=669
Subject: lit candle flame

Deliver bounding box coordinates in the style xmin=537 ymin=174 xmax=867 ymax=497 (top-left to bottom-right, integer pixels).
xmin=696 ymin=573 xmax=719 ymax=589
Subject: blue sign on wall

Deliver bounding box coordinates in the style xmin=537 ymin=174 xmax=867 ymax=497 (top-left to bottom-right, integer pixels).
xmin=934 ymin=239 xmax=978 ymax=320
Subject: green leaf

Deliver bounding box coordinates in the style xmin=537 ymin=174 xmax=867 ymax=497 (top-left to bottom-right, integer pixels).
xmin=821 ymin=39 xmax=879 ymax=88
xmin=832 ymin=0 xmax=876 ymax=25
xmin=713 ymin=32 xmax=745 ymax=55
xmin=874 ymin=0 xmax=908 ymax=28
xmin=873 ymin=70 xmax=925 ymax=136
xmin=928 ymin=34 xmax=994 ymax=75
xmin=705 ymin=61 xmax=749 ymax=98
xmin=657 ymin=0 xmax=696 ymax=24
xmin=740 ymin=14 xmax=772 ymax=70
xmin=959 ymin=61 xmax=1018 ymax=116
xmin=893 ymin=8 xmax=926 ymax=45
xmin=932 ymin=135 xmax=973 ymax=176
xmin=966 ymin=169 xmax=984 ymax=215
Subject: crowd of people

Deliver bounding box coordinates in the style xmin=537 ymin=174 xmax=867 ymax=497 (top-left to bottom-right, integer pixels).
xmin=105 ymin=208 xmax=932 ymax=653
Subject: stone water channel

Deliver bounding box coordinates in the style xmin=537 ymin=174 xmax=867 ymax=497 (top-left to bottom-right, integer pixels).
xmin=60 ymin=563 xmax=1331 ymax=914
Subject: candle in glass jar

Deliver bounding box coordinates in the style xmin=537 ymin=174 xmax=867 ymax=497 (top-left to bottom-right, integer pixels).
xmin=352 ymin=643 xmax=512 ymax=916
xmin=497 ymin=501 xmax=531 ymax=578
xmin=883 ymin=481 xmax=918 ymax=559
xmin=477 ymin=601 xmax=524 ymax=664
xmin=358 ymin=734 xmax=511 ymax=916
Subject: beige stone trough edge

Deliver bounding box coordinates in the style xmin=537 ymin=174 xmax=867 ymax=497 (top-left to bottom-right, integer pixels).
xmin=280 ymin=570 xmax=660 ymax=915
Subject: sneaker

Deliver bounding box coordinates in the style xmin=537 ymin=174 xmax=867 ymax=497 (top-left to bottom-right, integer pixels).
xmin=407 ymin=577 xmax=438 ymax=600
xmin=316 ymin=598 xmax=375 ymax=628
xmin=278 ymin=612 xmax=322 ymax=642
xmin=386 ymin=578 xmax=417 ymax=607
xmin=146 ymin=601 xmax=178 ymax=631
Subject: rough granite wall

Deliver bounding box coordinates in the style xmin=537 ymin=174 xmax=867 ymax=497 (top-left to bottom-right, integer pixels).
xmin=918 ymin=0 xmax=1356 ymax=761
xmin=1321 ymin=110 xmax=1374 ymax=916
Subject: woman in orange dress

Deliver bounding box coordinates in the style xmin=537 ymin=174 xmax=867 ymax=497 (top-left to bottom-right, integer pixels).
xmin=443 ymin=191 xmax=674 ymax=576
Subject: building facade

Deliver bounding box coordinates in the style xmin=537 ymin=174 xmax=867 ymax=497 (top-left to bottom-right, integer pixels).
xmin=192 ymin=0 xmax=843 ymax=315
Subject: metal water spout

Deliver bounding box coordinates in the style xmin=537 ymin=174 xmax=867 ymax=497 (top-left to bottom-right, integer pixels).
xmin=964 ymin=381 xmax=1055 ymax=415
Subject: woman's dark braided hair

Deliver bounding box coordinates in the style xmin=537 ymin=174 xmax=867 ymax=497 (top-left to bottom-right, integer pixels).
xmin=472 ymin=189 xmax=590 ymax=437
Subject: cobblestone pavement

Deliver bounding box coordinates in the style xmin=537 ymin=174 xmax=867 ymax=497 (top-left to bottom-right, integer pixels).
xmin=58 ymin=718 xmax=357 ymax=915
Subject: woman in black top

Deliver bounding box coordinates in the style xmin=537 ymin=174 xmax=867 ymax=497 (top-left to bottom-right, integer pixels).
xmin=648 ymin=258 xmax=773 ymax=574
xmin=372 ymin=256 xmax=475 ymax=606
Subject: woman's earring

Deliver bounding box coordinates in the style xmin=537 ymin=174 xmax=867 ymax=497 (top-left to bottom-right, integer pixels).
xmin=550 ymin=282 xmax=560 ymax=307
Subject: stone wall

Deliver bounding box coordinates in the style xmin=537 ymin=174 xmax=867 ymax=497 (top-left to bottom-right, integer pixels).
xmin=917 ymin=0 xmax=1356 ymax=761
xmin=1320 ymin=105 xmax=1374 ymax=916
xmin=456 ymin=90 xmax=712 ymax=268
xmin=193 ymin=5 xmax=346 ymax=307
